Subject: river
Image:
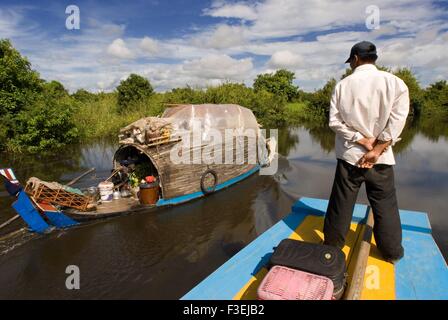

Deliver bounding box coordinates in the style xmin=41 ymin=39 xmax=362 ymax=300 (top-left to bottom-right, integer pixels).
xmin=0 ymin=120 xmax=447 ymax=299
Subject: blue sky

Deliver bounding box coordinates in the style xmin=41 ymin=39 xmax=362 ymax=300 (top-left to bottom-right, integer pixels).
xmin=1 ymin=0 xmax=447 ymax=92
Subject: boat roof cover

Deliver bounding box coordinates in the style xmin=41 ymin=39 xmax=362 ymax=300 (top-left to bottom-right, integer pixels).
xmin=162 ymin=104 xmax=260 ymax=133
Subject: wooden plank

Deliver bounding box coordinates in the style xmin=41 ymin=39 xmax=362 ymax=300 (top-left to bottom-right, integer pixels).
xmin=344 ymin=208 xmax=374 ymax=300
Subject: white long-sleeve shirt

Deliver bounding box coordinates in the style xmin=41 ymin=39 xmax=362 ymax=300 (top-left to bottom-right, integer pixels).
xmin=329 ymin=64 xmax=410 ymax=166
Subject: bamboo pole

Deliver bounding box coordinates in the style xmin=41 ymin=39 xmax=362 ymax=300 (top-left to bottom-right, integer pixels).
xmin=0 ymin=228 xmax=27 ymax=242
xmin=67 ymin=167 xmax=96 ymax=186
xmin=0 ymin=215 xmax=20 ymax=230
xmin=344 ymin=208 xmax=374 ymax=300
xmin=105 ymin=168 xmax=120 ymax=182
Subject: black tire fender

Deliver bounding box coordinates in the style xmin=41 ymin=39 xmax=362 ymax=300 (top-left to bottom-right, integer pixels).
xmin=200 ymin=169 xmax=218 ymax=195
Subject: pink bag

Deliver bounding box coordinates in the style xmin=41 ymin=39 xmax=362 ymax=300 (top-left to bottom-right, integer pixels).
xmin=257 ymin=265 xmax=334 ymax=300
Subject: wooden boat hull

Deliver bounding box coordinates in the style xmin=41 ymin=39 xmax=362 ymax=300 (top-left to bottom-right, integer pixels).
xmin=182 ymin=197 xmax=448 ymax=300
xmin=114 ymin=139 xmax=260 ymax=201
xmin=64 ymin=165 xmax=260 ymax=221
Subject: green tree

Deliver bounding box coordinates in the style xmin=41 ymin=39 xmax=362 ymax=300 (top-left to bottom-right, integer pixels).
xmin=43 ymin=80 xmax=69 ymax=99
xmin=0 ymin=39 xmax=43 ymax=150
xmin=71 ymin=88 xmax=98 ymax=102
xmin=10 ymin=96 xmax=79 ymax=153
xmin=164 ymin=86 xmax=206 ymax=104
xmin=307 ymin=78 xmax=337 ymax=117
xmin=394 ymin=68 xmax=423 ymax=116
xmin=253 ymin=69 xmax=298 ymax=101
xmin=423 ymin=80 xmax=448 ymax=116
xmin=0 ymin=39 xmax=79 ymax=152
xmin=0 ymin=39 xmax=43 ymax=116
xmin=116 ymin=74 xmax=154 ymax=111
xmin=204 ymin=83 xmax=253 ymax=106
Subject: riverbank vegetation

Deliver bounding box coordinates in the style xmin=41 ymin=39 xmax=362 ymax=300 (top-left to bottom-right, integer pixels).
xmin=1 ymin=39 xmax=447 ymax=153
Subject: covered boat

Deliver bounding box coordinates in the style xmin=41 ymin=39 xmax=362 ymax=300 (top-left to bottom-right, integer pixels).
xmin=113 ymin=104 xmax=268 ymax=206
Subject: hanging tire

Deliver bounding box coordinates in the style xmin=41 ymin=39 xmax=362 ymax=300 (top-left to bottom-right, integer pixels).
xmin=200 ymin=169 xmax=218 ymax=195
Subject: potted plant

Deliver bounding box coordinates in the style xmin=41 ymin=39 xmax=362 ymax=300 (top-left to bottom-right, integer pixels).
xmin=128 ymin=172 xmax=140 ymax=199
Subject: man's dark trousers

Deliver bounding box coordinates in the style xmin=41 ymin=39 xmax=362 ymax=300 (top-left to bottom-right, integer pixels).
xmin=323 ymin=159 xmax=404 ymax=261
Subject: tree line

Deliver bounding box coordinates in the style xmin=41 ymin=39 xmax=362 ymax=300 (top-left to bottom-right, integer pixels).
xmin=1 ymin=39 xmax=446 ymax=153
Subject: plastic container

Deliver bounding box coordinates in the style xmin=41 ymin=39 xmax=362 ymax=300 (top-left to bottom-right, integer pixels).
xmin=87 ymin=186 xmax=98 ymax=197
xmin=120 ymin=189 xmax=131 ymax=198
xmin=145 ymin=176 xmax=156 ymax=183
xmin=138 ymin=182 xmax=159 ymax=205
xmin=257 ymin=265 xmax=334 ymax=300
xmin=113 ymin=190 xmax=121 ymax=200
xmin=98 ymin=181 xmax=114 ymax=202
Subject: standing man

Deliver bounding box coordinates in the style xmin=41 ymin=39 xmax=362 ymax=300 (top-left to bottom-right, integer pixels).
xmin=324 ymin=41 xmax=410 ymax=263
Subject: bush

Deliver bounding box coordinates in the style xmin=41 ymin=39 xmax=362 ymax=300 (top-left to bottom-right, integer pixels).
xmin=422 ymin=80 xmax=448 ymax=117
xmin=73 ymin=93 xmax=166 ymax=139
xmin=116 ymin=74 xmax=154 ymax=112
xmin=0 ymin=39 xmax=79 ymax=153
xmin=164 ymin=86 xmax=206 ymax=104
xmin=43 ymin=80 xmax=69 ymax=99
xmin=0 ymin=39 xmax=43 ymax=117
xmin=253 ymin=69 xmax=298 ymax=102
xmin=393 ymin=68 xmax=424 ymax=117
xmin=7 ymin=96 xmax=79 ymax=153
xmin=305 ymin=78 xmax=336 ymax=119
xmin=71 ymin=88 xmax=99 ymax=103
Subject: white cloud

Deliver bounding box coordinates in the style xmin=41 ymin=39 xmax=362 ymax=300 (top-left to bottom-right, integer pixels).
xmin=268 ymin=50 xmax=303 ymax=69
xmin=240 ymin=0 xmax=438 ymax=39
xmin=140 ymin=37 xmax=159 ymax=55
xmin=192 ymin=24 xmax=247 ymax=49
xmin=0 ymin=8 xmax=22 ymax=38
xmin=107 ymin=38 xmax=134 ymax=59
xmin=183 ymin=54 xmax=253 ymax=80
xmin=204 ymin=2 xmax=258 ymax=21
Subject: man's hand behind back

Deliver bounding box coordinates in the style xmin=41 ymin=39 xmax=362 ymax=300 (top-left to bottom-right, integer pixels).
xmin=357 ymin=140 xmax=392 ymax=169
xmin=356 ymin=137 xmax=377 ymax=151
xmin=357 ymin=149 xmax=381 ymax=168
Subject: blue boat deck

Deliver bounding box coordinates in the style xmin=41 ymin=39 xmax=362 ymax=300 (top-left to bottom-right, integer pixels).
xmin=182 ymin=197 xmax=448 ymax=300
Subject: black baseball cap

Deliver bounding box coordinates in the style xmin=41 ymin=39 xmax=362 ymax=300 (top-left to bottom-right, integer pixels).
xmin=345 ymin=41 xmax=378 ymax=63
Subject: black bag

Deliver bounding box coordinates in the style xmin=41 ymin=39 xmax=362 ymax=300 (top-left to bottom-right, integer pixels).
xmin=269 ymin=239 xmax=347 ymax=299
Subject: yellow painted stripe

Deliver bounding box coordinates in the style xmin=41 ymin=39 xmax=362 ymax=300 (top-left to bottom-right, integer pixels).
xmin=360 ymin=237 xmax=396 ymax=300
xmin=233 ymin=215 xmax=363 ymax=300
xmin=233 ymin=268 xmax=268 ymax=300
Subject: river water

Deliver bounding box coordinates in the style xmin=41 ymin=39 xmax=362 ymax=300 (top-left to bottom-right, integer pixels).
xmin=0 ymin=121 xmax=447 ymax=299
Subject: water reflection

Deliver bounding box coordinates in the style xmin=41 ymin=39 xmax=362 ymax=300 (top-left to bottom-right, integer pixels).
xmin=288 ymin=117 xmax=448 ymax=156
xmin=0 ymin=117 xmax=447 ymax=298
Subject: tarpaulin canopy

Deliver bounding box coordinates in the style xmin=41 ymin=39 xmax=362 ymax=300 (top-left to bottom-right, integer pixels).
xmin=162 ymin=104 xmax=260 ymax=134
xmin=119 ymin=104 xmax=260 ymax=146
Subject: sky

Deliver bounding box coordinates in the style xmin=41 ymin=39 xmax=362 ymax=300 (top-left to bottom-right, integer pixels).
xmin=0 ymin=0 xmax=447 ymax=92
